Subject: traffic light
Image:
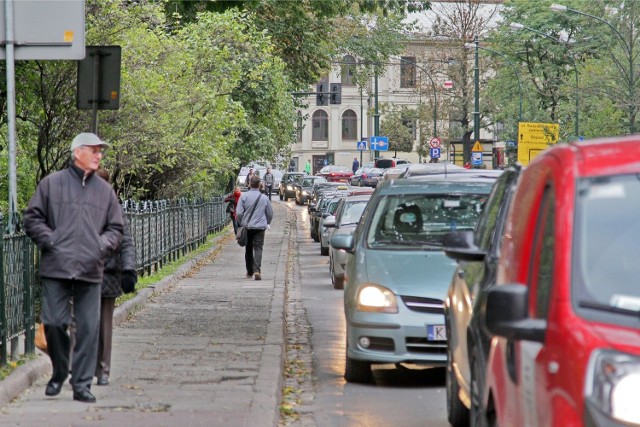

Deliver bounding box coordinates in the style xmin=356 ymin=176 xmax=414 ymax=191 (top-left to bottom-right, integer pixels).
xmin=316 ymin=83 xmax=328 ymax=106
xmin=330 ymin=83 xmax=342 ymax=104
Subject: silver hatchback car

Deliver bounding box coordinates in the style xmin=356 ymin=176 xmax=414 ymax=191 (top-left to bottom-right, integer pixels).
xmin=331 ymin=172 xmax=499 ymax=383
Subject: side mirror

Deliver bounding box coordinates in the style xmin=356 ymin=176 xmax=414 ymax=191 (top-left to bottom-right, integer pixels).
xmin=331 ymin=233 xmax=355 ymax=253
xmin=324 ymin=216 xmax=336 ymax=228
xmin=443 ymin=231 xmax=486 ymax=262
xmin=485 ymin=284 xmax=546 ymax=343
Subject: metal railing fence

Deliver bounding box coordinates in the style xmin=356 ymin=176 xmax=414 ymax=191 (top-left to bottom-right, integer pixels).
xmin=0 ymin=195 xmax=229 ymax=366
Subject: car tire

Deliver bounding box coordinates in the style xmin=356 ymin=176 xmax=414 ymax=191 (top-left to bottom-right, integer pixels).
xmin=446 ymin=339 xmax=470 ymax=427
xmin=344 ymin=348 xmax=372 ymax=383
xmin=470 ymin=348 xmax=490 ymax=427
xmin=320 ymin=243 xmax=329 ymax=256
xmin=313 ymin=230 xmax=320 ymax=243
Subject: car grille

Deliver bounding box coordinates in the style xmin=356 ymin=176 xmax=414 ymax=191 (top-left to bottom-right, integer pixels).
xmin=405 ymin=337 xmax=447 ymax=354
xmin=400 ymin=296 xmax=445 ymax=314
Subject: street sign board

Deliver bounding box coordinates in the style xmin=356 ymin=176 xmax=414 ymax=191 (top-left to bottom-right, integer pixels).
xmin=0 ymin=1 xmax=85 ymax=60
xmin=429 ymin=137 xmax=441 ymax=148
xmin=472 ymin=152 xmax=483 ymax=166
xmin=77 ymin=46 xmax=121 ymax=110
xmin=517 ymin=122 xmax=559 ymax=165
xmin=370 ymin=136 xmax=389 ymax=151
xmin=430 ymin=147 xmax=441 ymax=158
xmin=357 ymin=140 xmax=367 ymax=150
xmin=472 ymin=141 xmax=483 ymax=152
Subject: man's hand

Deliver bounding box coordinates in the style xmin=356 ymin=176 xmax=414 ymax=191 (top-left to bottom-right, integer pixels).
xmin=121 ymin=270 xmax=138 ymax=294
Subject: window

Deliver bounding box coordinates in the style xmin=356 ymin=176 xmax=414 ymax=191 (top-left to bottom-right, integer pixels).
xmin=341 ymin=55 xmax=356 ymax=86
xmin=530 ymin=186 xmax=555 ymax=319
xmin=342 ymin=109 xmax=358 ymax=140
xmin=312 ymin=110 xmax=329 ymax=141
xmin=400 ymin=56 xmax=416 ymax=88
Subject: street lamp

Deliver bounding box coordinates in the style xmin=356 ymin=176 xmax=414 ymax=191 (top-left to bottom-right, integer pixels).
xmin=473 ymin=36 xmax=480 ymax=144
xmin=551 ymin=3 xmax=635 ymax=134
xmin=510 ymin=22 xmax=580 ymax=139
xmin=397 ymin=57 xmax=438 ymax=141
xmin=464 ymin=42 xmax=523 ymax=123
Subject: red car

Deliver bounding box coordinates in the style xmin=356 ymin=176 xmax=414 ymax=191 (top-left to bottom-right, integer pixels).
xmin=318 ymin=165 xmax=353 ymax=182
xmin=481 ymin=137 xmax=640 ymax=427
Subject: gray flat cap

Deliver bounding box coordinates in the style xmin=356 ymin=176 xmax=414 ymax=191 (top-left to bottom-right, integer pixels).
xmin=70 ymin=133 xmax=111 ymax=150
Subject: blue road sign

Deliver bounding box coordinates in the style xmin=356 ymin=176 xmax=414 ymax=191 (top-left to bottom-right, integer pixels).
xmin=471 ymin=152 xmax=483 ymax=166
xmin=370 ymin=136 xmax=389 ymax=151
xmin=357 ymin=140 xmax=367 ymax=150
xmin=578 ymin=135 xmax=585 ymax=142
xmin=430 ymin=147 xmax=441 ymax=158
xmin=506 ymin=140 xmax=516 ymax=147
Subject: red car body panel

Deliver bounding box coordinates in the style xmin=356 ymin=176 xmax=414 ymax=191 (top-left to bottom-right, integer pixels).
xmin=486 ymin=137 xmax=640 ymax=427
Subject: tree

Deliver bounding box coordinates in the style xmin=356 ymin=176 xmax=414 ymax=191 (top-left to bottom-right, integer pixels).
xmin=379 ymin=105 xmax=416 ymax=156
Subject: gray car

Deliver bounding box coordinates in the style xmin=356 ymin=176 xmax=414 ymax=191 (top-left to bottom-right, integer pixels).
xmin=331 ymin=172 xmax=500 ymax=384
xmin=326 ymin=194 xmax=372 ymax=289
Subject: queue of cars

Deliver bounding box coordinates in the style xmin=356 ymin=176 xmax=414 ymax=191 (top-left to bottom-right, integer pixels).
xmin=439 ymin=136 xmax=640 ymax=427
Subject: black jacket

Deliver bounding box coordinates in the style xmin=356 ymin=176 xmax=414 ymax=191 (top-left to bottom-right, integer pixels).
xmin=101 ymin=216 xmax=136 ymax=298
xmin=24 ymin=164 xmax=124 ymax=284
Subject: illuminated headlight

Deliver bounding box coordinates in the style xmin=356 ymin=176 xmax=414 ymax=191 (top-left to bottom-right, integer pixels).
xmin=357 ymin=284 xmax=398 ymax=313
xmin=585 ymin=349 xmax=640 ymax=425
xmin=302 ymin=190 xmax=309 ymax=196
xmin=287 ymin=185 xmax=293 ymax=190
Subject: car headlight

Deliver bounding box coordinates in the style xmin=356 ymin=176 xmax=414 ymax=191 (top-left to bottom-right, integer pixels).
xmin=302 ymin=190 xmax=308 ymax=195
xmin=287 ymin=185 xmax=293 ymax=190
xmin=356 ymin=284 xmax=398 ymax=313
xmin=585 ymin=349 xmax=640 ymax=425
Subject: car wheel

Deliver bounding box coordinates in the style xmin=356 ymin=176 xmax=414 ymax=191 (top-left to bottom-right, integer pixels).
xmin=470 ymin=349 xmax=490 ymax=427
xmin=446 ymin=339 xmax=469 ymax=427
xmin=344 ymin=347 xmax=372 ymax=383
xmin=320 ymin=242 xmax=329 ymax=256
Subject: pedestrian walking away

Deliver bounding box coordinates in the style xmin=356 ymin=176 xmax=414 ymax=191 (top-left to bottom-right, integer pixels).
xmin=304 ymin=159 xmax=311 ymax=175
xmin=263 ymin=167 xmax=274 ymax=201
xmin=23 ymin=132 xmax=124 ymax=404
xmin=224 ymin=186 xmax=242 ymax=234
xmin=352 ymin=156 xmax=360 ymax=173
xmin=236 ymin=175 xmax=273 ymax=281
xmin=246 ymin=167 xmax=254 ymax=189
xmin=93 ymin=167 xmax=137 ymax=388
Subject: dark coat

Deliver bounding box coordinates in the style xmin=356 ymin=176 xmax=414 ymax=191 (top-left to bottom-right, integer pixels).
xmin=24 ymin=164 xmax=124 ymax=284
xmin=101 ymin=216 xmax=136 ymax=298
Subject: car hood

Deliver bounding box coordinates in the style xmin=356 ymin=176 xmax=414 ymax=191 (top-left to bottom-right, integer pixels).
xmin=590 ymin=323 xmax=640 ymax=354
xmin=357 ymin=249 xmax=458 ymax=298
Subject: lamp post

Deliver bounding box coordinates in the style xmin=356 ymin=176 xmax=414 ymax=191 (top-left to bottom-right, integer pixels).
xmin=473 ymin=36 xmax=480 ymax=144
xmin=551 ymin=3 xmax=635 ymax=134
xmin=511 ymin=22 xmax=580 ymax=139
xmin=464 ymin=42 xmax=523 ymax=123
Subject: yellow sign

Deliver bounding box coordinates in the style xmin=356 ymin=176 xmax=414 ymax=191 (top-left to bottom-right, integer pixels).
xmin=517 ymin=122 xmax=560 ymax=166
xmin=472 ymin=141 xmax=483 ymax=152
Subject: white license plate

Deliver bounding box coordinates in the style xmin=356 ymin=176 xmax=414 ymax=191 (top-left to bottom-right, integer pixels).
xmin=426 ymin=324 xmax=446 ymax=341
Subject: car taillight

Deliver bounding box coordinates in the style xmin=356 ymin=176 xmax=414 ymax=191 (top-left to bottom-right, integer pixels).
xmin=362 ymin=173 xmax=367 ymax=179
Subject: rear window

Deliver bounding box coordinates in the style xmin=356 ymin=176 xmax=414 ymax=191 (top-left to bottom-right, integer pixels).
xmin=375 ymin=159 xmax=395 ymax=169
xmin=573 ymin=173 xmax=640 ymax=321
xmin=366 ymin=193 xmax=488 ymax=248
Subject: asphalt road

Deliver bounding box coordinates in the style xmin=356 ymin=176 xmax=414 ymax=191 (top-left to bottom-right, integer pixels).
xmin=283 ymin=199 xmax=451 ymax=427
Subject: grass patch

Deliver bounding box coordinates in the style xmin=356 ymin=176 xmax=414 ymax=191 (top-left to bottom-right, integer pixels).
xmin=0 ymin=354 xmax=38 ymax=381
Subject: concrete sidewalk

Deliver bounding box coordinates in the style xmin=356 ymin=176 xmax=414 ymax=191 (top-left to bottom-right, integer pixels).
xmin=0 ymin=203 xmax=290 ymax=427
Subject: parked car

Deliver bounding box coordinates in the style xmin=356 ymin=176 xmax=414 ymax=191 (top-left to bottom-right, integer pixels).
xmin=256 ymin=169 xmax=283 ymax=194
xmin=331 ymin=173 xmax=499 ymax=383
xmin=441 ymin=166 xmax=521 ymax=427
xmin=318 ymin=197 xmax=344 ymax=256
xmin=236 ymin=165 xmax=265 ymax=189
xmin=326 ymin=194 xmax=372 ymax=289
xmin=350 ymin=167 xmax=384 ymax=187
xmin=318 ymin=165 xmax=354 ymax=182
xmin=310 ymin=182 xmax=351 ymax=205
xmin=482 ymin=137 xmax=640 ymax=427
xmin=279 ymin=172 xmax=305 ymax=201
xmin=309 ymin=192 xmax=348 ymax=242
xmin=295 ymin=176 xmax=326 ymax=205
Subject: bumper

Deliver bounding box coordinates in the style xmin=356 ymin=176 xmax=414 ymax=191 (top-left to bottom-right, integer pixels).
xmin=345 ymin=307 xmax=447 ymax=365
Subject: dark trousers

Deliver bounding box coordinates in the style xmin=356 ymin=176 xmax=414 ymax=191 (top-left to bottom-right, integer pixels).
xmin=96 ymin=297 xmax=115 ymax=379
xmin=265 ymin=185 xmax=272 ymax=200
xmin=245 ymin=228 xmax=265 ymax=275
xmin=41 ymin=278 xmax=100 ymax=392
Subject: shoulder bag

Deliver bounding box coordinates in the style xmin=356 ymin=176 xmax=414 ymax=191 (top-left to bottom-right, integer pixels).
xmin=236 ymin=195 xmax=261 ymax=247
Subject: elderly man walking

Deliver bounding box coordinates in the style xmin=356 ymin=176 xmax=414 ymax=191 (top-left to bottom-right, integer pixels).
xmin=236 ymin=175 xmax=273 ymax=280
xmin=24 ymin=133 xmax=124 ymax=403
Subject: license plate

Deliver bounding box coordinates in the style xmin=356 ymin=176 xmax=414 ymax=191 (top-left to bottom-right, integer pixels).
xmin=427 ymin=324 xmax=446 ymax=341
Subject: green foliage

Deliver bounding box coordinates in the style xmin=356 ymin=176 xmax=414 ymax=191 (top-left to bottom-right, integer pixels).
xmin=379 ymin=105 xmax=416 ymax=155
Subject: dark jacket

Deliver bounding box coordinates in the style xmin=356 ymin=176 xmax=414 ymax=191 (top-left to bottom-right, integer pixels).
xmin=24 ymin=164 xmax=124 ymax=284
xmin=101 ymin=216 xmax=136 ymax=298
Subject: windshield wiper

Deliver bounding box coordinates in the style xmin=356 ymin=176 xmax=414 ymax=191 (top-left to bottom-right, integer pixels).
xmin=578 ymin=299 xmax=640 ymax=318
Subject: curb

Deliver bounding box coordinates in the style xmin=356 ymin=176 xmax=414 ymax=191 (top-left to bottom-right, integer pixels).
xmin=0 ymin=229 xmax=232 ymax=409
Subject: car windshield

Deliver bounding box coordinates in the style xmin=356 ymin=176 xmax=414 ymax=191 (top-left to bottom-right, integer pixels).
xmin=302 ymin=178 xmax=318 ymax=186
xmin=366 ymin=193 xmax=487 ymax=248
xmin=340 ymin=201 xmax=368 ymax=225
xmin=573 ymin=173 xmax=640 ymax=315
